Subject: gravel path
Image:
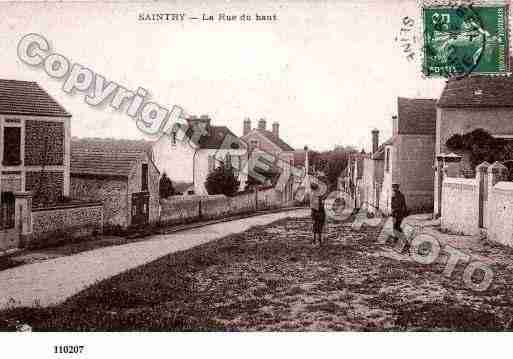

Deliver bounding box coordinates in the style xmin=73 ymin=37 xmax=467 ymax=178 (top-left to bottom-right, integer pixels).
xmin=0 ymin=209 xmax=309 ymax=310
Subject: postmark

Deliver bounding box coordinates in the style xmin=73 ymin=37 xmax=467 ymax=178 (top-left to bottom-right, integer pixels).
xmin=422 ymin=3 xmax=509 ymax=77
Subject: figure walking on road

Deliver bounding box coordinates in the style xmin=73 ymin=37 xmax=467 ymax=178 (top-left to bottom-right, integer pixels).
xmin=310 ymin=183 xmax=326 ymax=246
xmin=391 ymin=183 xmax=408 ymax=247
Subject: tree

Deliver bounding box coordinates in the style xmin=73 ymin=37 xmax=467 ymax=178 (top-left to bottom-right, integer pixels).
xmin=205 ymin=165 xmax=240 ymax=197
xmin=159 ymin=172 xmax=175 ymax=198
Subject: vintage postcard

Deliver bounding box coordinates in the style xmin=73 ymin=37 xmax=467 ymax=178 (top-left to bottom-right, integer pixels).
xmin=1 ymin=0 xmax=513 ymax=357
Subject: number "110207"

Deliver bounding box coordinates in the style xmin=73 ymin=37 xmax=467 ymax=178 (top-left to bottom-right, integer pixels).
xmin=54 ymin=345 xmax=84 ymax=354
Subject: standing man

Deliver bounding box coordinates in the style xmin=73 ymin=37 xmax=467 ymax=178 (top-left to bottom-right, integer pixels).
xmin=310 ymin=183 xmax=326 ymax=246
xmin=391 ymin=183 xmax=408 ymax=240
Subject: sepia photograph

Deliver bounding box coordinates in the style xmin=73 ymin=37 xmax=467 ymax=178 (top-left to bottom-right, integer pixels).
xmin=1 ymin=0 xmax=513 ymax=357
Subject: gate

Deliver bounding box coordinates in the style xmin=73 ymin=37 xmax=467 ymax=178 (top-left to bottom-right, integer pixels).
xmin=0 ymin=192 xmax=19 ymax=252
xmin=131 ymin=192 xmax=149 ymax=227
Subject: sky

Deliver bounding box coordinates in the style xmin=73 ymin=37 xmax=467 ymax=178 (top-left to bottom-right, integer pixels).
xmin=0 ymin=0 xmax=447 ymax=152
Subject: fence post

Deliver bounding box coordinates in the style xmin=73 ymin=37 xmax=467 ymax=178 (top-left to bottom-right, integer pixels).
xmin=488 ymin=162 xmax=507 ymax=189
xmin=13 ymin=191 xmax=33 ymax=248
xmin=476 ymin=162 xmax=490 ymax=229
xmin=198 ymin=199 xmax=202 ymax=220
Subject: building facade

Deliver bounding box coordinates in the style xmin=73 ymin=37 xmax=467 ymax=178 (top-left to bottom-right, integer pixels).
xmin=434 ymin=76 xmax=513 ymax=216
xmin=378 ymin=98 xmax=436 ymax=214
xmin=152 ymin=115 xmax=248 ymax=195
xmin=70 ymin=139 xmax=160 ymax=229
xmin=0 ymin=80 xmax=71 ymax=205
xmin=241 ymin=118 xmax=295 ymax=203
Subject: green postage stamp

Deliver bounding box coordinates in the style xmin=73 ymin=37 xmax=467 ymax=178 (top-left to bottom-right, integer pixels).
xmin=423 ymin=4 xmax=509 ymax=77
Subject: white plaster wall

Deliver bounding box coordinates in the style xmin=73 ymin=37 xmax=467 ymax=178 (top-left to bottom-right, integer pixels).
xmin=441 ymin=177 xmax=479 ymax=235
xmin=152 ymin=133 xmax=196 ymax=184
xmin=488 ymin=181 xmax=513 ymax=247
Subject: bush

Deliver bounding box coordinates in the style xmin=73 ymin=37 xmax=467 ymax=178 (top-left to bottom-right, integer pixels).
xmin=159 ymin=173 xmax=175 ymax=198
xmin=205 ymin=166 xmax=240 ymax=197
xmin=446 ymin=128 xmax=506 ymax=168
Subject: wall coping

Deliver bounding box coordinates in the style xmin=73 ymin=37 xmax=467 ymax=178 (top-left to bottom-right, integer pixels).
xmin=32 ymin=201 xmax=103 ymax=212
xmin=443 ymin=177 xmax=476 ymax=185
xmin=492 ymin=181 xmax=513 ymax=191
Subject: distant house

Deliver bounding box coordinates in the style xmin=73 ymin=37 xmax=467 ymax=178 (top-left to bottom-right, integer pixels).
xmin=241 ymin=118 xmax=295 ymax=203
xmin=152 ymin=115 xmax=248 ymax=196
xmin=360 ymin=129 xmax=386 ymax=213
xmin=376 ymin=97 xmax=436 ymax=214
xmin=70 ymin=138 xmax=160 ymax=229
xmin=435 ymin=75 xmax=513 ymax=216
xmin=339 ymin=151 xmax=369 ymax=208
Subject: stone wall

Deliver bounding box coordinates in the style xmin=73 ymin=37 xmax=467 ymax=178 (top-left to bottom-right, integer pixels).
xmin=441 ymin=177 xmax=479 ymax=235
xmin=70 ymin=176 xmax=129 ymax=228
xmin=31 ymin=202 xmax=103 ymax=246
xmin=25 ymin=120 xmax=64 ymax=166
xmin=160 ymin=186 xmax=285 ymax=226
xmin=25 ymin=171 xmax=64 ymax=206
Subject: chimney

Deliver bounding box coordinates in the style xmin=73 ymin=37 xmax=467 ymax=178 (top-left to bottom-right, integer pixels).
xmin=392 ymin=115 xmax=398 ymax=135
xmin=258 ymin=118 xmax=266 ymax=130
xmin=371 ymin=128 xmax=379 ymax=154
xmin=272 ymin=122 xmax=279 ymax=137
xmin=243 ymin=118 xmax=251 ymax=136
xmin=187 ymin=114 xmax=211 ymax=131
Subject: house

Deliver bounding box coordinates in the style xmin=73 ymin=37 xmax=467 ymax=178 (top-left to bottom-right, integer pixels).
xmin=376 ymin=97 xmax=436 ymax=214
xmin=152 ymin=115 xmax=248 ymax=196
xmin=360 ymin=129 xmax=385 ymax=213
xmin=339 ymin=151 xmax=369 ymax=208
xmin=434 ymin=75 xmax=513 ymax=216
xmin=241 ymin=118 xmax=295 ymax=203
xmin=0 ymin=79 xmax=105 ymax=252
xmin=0 ymin=79 xmax=72 ymax=251
xmin=70 ymin=138 xmax=160 ymax=229
xmin=0 ymin=79 xmax=71 ymax=204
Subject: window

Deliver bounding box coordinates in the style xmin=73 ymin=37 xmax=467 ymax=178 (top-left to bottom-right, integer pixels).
xmin=385 ymin=148 xmax=390 ymax=172
xmin=141 ymin=163 xmax=148 ymax=191
xmin=3 ymin=127 xmax=21 ymax=166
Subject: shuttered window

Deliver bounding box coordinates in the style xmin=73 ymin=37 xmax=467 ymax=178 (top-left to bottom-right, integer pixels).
xmin=3 ymin=127 xmax=21 ymax=166
xmin=141 ymin=163 xmax=148 ymax=191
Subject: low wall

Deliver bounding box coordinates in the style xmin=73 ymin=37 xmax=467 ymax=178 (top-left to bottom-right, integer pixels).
xmin=160 ymin=187 xmax=285 ymax=226
xmin=441 ymin=177 xmax=478 ymax=235
xmin=31 ymin=202 xmax=103 ymax=247
xmin=488 ymin=181 xmax=513 ymax=246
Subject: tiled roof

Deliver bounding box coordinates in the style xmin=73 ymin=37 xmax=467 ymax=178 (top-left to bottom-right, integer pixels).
xmin=397 ymin=97 xmax=436 ymax=135
xmin=242 ymin=129 xmax=294 ymax=152
xmin=183 ymin=125 xmax=245 ymax=150
xmin=438 ymin=75 xmax=513 ymax=108
xmin=71 ymin=138 xmax=152 ymax=177
xmin=72 ymin=137 xmax=153 ymax=156
xmin=0 ymin=79 xmax=71 ymax=117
